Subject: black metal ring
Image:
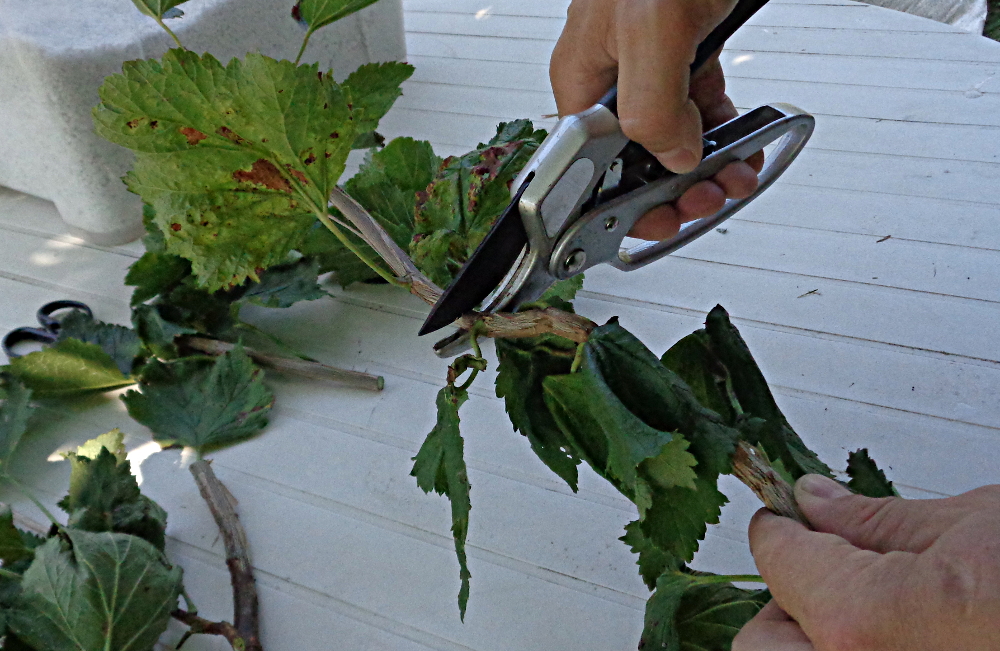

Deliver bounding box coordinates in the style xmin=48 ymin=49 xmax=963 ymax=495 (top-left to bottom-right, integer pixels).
xmin=2 ymin=327 xmax=58 ymax=359
xmin=36 ymin=300 xmax=92 ymax=333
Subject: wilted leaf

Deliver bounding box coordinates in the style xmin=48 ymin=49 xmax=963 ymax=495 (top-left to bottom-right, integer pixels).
xmin=5 ymin=339 xmax=135 ymax=397
xmin=122 ymin=345 xmax=273 ymax=452
xmin=846 ymin=449 xmax=897 ymax=498
xmin=411 ymin=356 xmax=478 ymax=620
xmin=410 ymin=120 xmax=546 ymax=287
xmin=56 ymin=311 xmax=143 ymax=376
xmin=131 ymin=304 xmax=197 ymax=357
xmin=9 ymin=529 xmax=183 ymax=651
xmin=703 ymin=306 xmax=832 ymax=480
xmin=661 ymin=331 xmax=737 ymax=424
xmin=621 ymin=520 xmax=680 ymax=591
xmin=637 ymin=476 xmax=729 ymax=564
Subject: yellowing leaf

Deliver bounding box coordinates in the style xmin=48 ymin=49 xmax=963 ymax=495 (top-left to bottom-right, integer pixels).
xmin=5 ymin=339 xmax=135 ymax=397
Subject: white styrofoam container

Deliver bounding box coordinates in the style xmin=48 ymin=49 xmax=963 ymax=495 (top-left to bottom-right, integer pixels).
xmin=0 ymin=0 xmax=406 ymax=244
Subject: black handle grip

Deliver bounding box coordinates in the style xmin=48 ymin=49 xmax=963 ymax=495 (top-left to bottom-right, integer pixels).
xmin=597 ymin=0 xmax=771 ymax=116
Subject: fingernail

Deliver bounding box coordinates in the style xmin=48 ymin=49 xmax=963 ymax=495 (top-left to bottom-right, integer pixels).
xmin=796 ymin=474 xmax=851 ymax=500
xmin=655 ymin=148 xmax=699 ymax=174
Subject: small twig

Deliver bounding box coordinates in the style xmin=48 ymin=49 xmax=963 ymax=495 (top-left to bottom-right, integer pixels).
xmin=456 ymin=308 xmax=597 ymax=344
xmin=731 ymin=441 xmax=808 ymax=526
xmin=189 ymin=460 xmax=262 ymax=651
xmin=327 ymin=187 xmax=443 ymax=305
xmin=181 ymin=336 xmax=384 ymax=391
xmin=171 ymin=608 xmax=242 ymax=650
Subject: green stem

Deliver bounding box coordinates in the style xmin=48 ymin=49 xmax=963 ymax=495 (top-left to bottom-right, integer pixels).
xmin=723 ymin=372 xmax=744 ymax=417
xmin=688 ymin=573 xmax=765 ymax=585
xmin=181 ymin=588 xmax=199 ymax=615
xmin=294 ymin=29 xmax=315 ymax=66
xmin=0 ymin=568 xmax=22 ymax=581
xmin=4 ymin=475 xmax=59 ymax=527
xmin=570 ymin=341 xmax=586 ymax=374
xmin=314 ymin=211 xmax=404 ymax=287
xmin=456 ymin=333 xmax=485 ymax=392
xmin=154 ymin=17 xmax=185 ymax=49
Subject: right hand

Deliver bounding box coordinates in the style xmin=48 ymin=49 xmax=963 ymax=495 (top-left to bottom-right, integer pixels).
xmin=734 ymin=475 xmax=1000 ymax=651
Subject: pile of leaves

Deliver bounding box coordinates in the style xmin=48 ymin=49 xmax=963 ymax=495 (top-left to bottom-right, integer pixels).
xmin=0 ymin=0 xmax=900 ymax=649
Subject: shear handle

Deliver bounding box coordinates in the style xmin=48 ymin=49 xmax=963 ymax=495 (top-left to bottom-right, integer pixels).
xmin=615 ymin=104 xmax=814 ymax=270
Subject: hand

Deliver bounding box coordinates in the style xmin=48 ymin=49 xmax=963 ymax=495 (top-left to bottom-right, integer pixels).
xmin=549 ymin=0 xmax=763 ymax=240
xmin=734 ymin=474 xmax=1000 ymax=651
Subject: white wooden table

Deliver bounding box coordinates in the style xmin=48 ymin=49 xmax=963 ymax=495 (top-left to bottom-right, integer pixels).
xmin=2 ymin=1 xmax=999 ymax=649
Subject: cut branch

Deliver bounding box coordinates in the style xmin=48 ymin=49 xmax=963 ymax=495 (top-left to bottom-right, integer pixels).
xmin=731 ymin=441 xmax=809 ymax=526
xmin=328 ymin=187 xmax=443 ymax=305
xmin=189 ymin=460 xmax=263 ymax=651
xmin=171 ymin=609 xmax=242 ymax=650
xmin=457 ymin=308 xmax=597 ymax=344
xmin=181 ymin=336 xmax=384 ymax=391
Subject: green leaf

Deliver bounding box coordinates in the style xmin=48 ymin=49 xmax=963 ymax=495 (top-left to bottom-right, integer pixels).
xmin=0 ymin=376 xmax=33 ymax=468
xmin=343 ymin=62 xmax=416 ymax=135
xmin=236 ymin=257 xmax=328 ymax=308
xmin=57 ymin=431 xmax=168 ymax=551
xmin=703 ymin=306 xmax=832 ymax=480
xmin=640 ymin=572 xmax=770 ymax=651
xmin=125 ymin=251 xmax=191 ymax=306
xmin=638 ymin=476 xmax=729 ymax=563
xmin=495 ymin=338 xmax=580 ymax=490
xmin=0 ymin=506 xmax=38 ymax=566
xmin=122 ymin=345 xmax=273 ymax=452
xmin=846 ymin=449 xmax=897 ymax=498
xmin=9 ymin=529 xmax=183 ymax=651
xmin=410 ymin=120 xmax=545 ymax=287
xmin=5 ymin=339 xmax=135 ymax=397
xmin=131 ymin=0 xmax=187 ymax=20
xmin=661 ymin=331 xmax=737 ymax=424
xmin=131 ymin=304 xmax=197 ymax=358
xmin=94 ymin=51 xmax=359 ymax=290
xmin=621 ymin=520 xmax=680 ymax=591
xmin=156 ymin=280 xmax=238 ymax=337
xmin=56 ymin=311 xmax=143 ymax=376
xmin=294 ymin=0 xmax=383 ymax=32
xmin=584 ymin=321 xmax=739 ymax=480
xmin=316 ymin=137 xmax=441 ymax=286
xmin=410 ymin=360 xmax=475 ymax=620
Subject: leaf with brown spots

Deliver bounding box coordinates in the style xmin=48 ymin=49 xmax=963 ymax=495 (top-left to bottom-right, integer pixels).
xmin=93 ymin=50 xmax=412 ymax=290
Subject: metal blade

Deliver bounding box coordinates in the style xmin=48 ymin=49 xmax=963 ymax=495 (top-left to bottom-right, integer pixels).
xmin=418 ymin=178 xmax=532 ymax=336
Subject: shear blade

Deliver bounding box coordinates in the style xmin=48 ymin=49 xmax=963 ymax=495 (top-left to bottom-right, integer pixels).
xmin=419 ymin=180 xmax=531 ymax=336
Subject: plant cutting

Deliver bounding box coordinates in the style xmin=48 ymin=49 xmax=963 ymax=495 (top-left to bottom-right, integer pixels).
xmin=0 ymin=0 xmax=898 ymax=649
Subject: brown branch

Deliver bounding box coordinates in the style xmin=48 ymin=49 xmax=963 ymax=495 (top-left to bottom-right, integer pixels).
xmin=328 ymin=187 xmax=443 ymax=305
xmin=181 ymin=336 xmax=383 ymax=391
xmin=171 ymin=609 xmax=243 ymax=649
xmin=456 ymin=308 xmax=597 ymax=344
xmin=731 ymin=441 xmax=809 ymax=526
xmin=189 ymin=460 xmax=262 ymax=651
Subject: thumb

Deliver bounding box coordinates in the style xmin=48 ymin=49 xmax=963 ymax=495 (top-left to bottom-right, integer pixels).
xmin=794 ymin=474 xmax=964 ymax=554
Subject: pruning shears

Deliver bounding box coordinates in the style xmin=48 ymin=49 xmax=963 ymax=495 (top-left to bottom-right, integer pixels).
xmin=419 ymin=0 xmax=815 ymax=355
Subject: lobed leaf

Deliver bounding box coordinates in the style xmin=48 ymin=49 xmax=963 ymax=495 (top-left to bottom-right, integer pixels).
xmin=125 ymin=251 xmax=191 ymax=306
xmin=5 ymin=339 xmax=135 ymax=397
xmin=122 ymin=345 xmax=273 ymax=453
xmin=131 ymin=0 xmax=187 ymax=20
xmin=56 ymin=311 xmax=144 ymax=376
xmin=344 ymin=63 xmax=416 ymax=135
xmin=0 ymin=376 xmax=33 ymax=468
xmin=846 ymin=448 xmax=897 ymax=498
xmin=294 ymin=0 xmax=383 ymax=32
xmin=9 ymin=529 xmax=183 ymax=651
xmin=95 ymin=51 xmax=405 ymax=290
xmin=495 ymin=337 xmax=581 ymax=489
xmin=0 ymin=506 xmax=40 ymax=566
xmin=640 ymin=571 xmax=769 ymax=651
xmin=131 ymin=304 xmax=197 ymax=358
